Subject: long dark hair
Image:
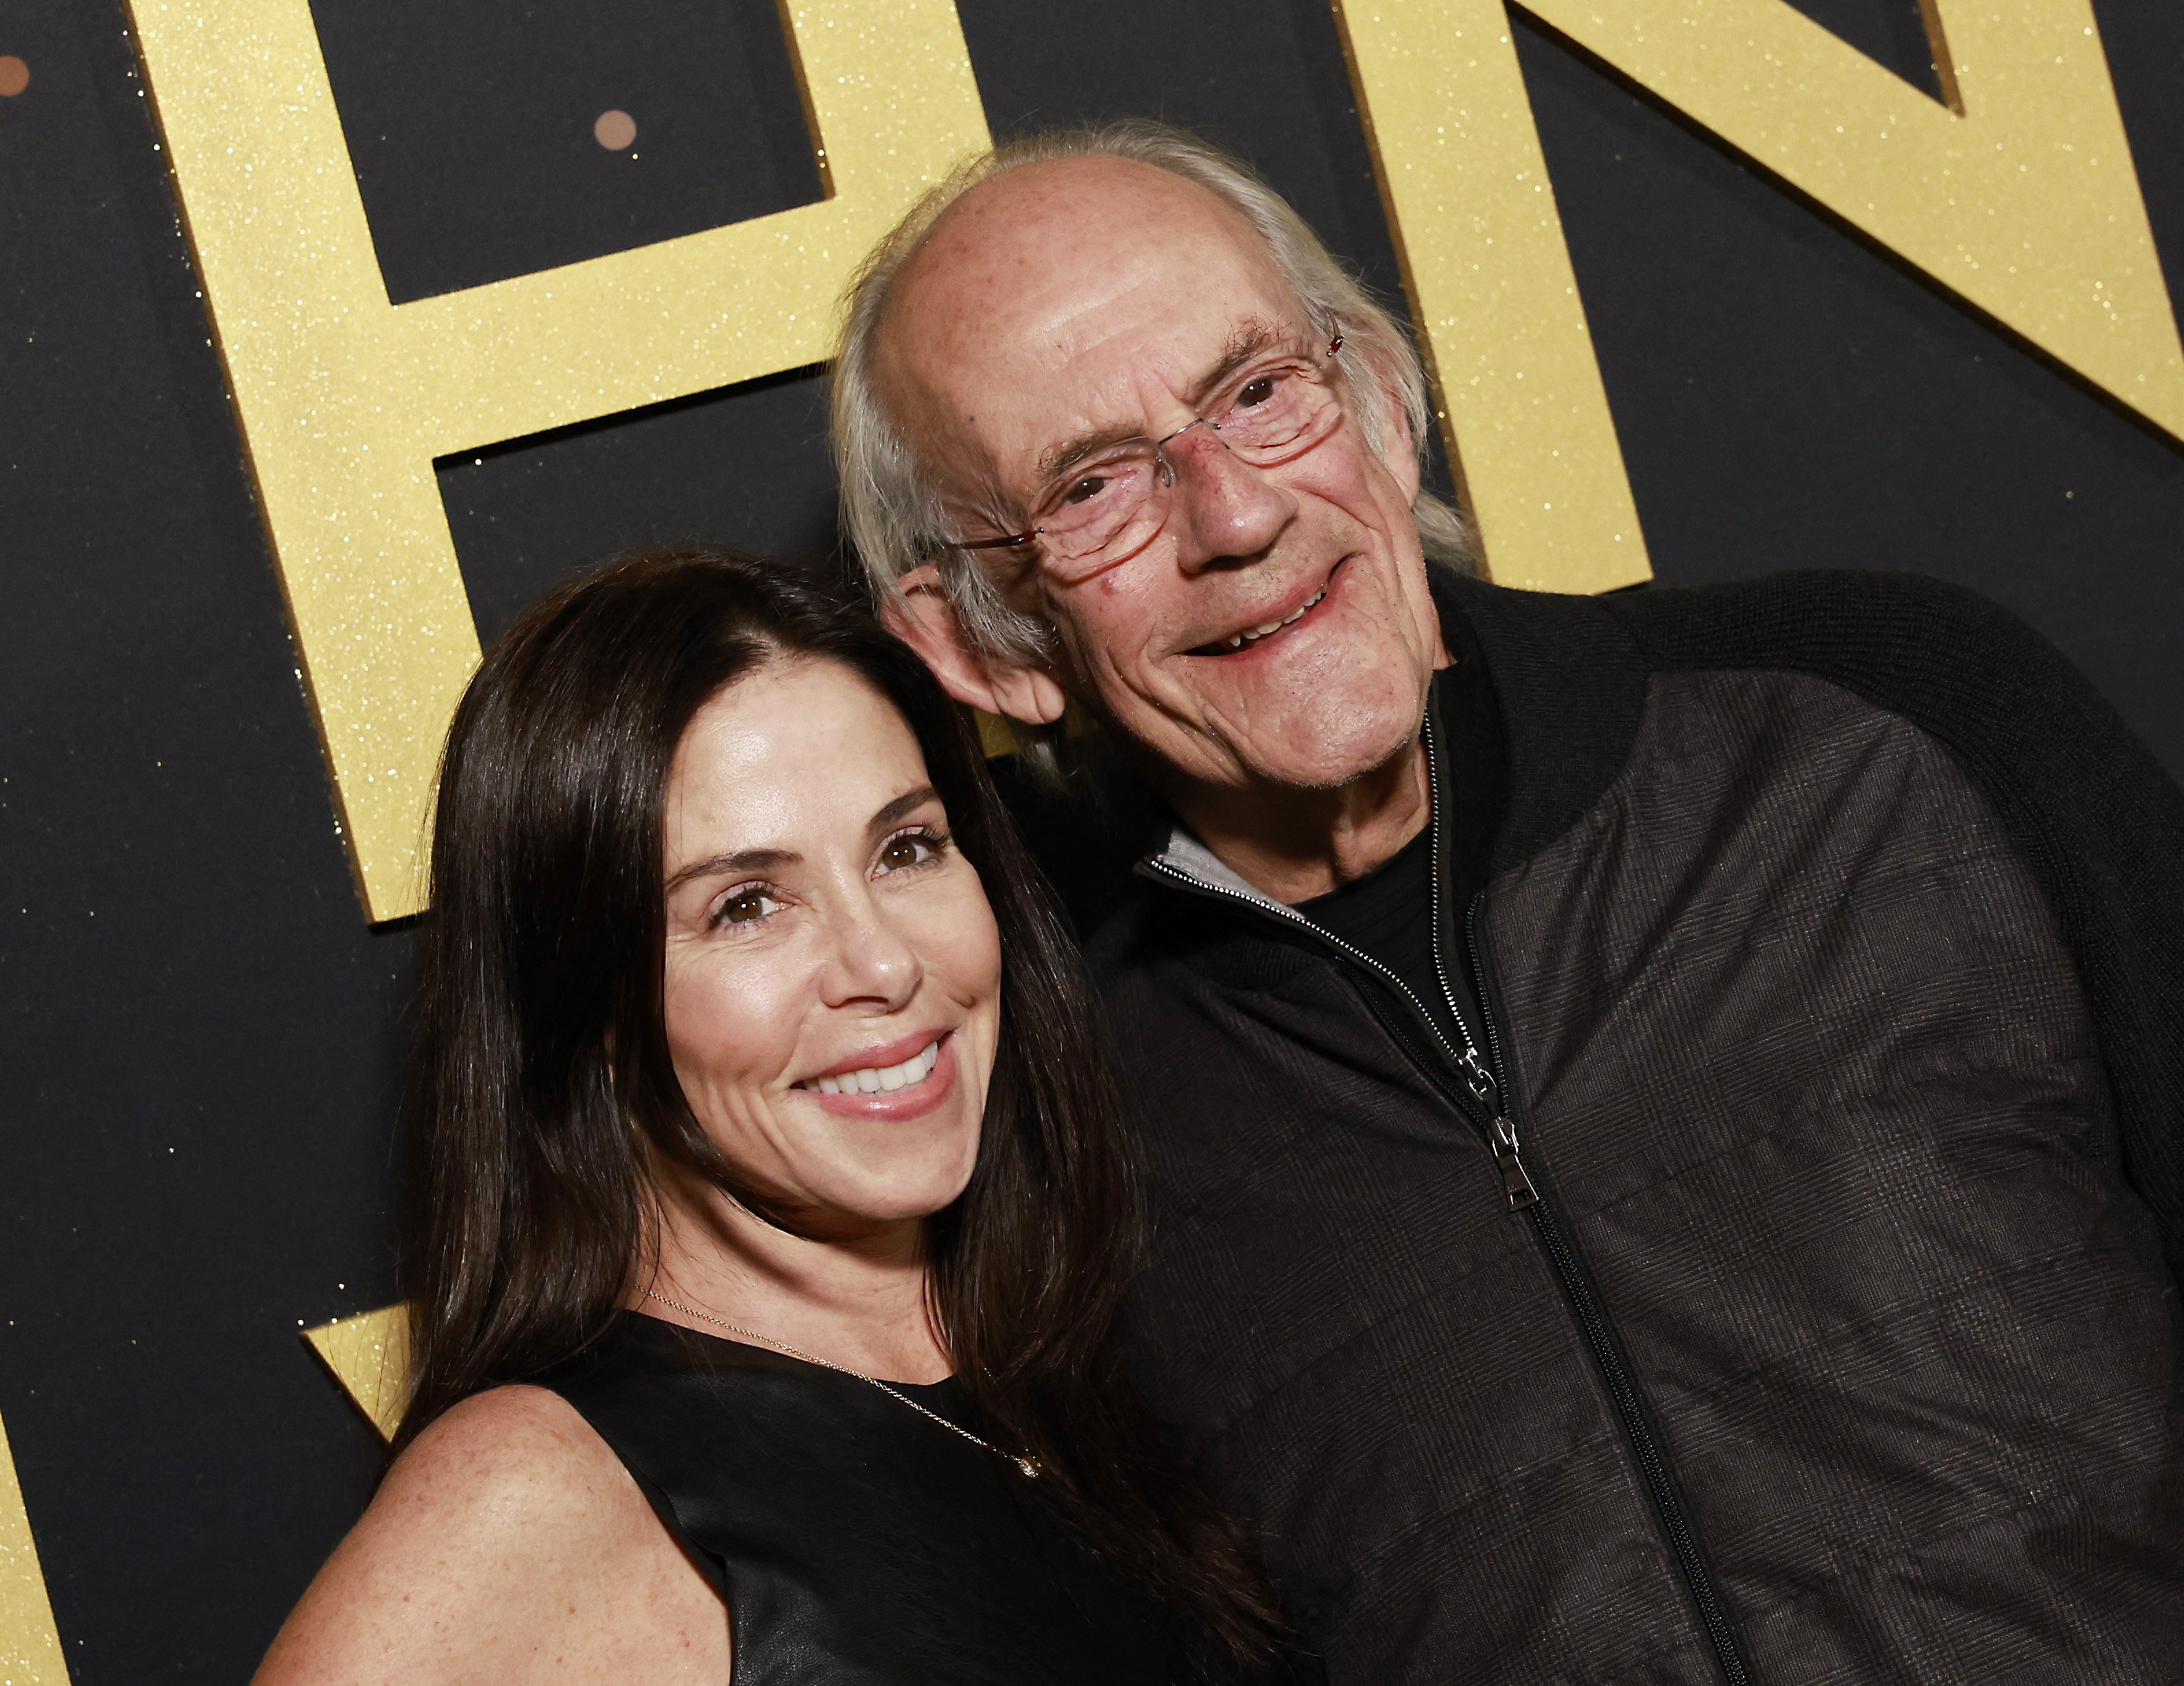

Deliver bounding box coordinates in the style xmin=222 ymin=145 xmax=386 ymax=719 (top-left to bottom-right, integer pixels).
xmin=396 ymin=548 xmax=1280 ymax=1665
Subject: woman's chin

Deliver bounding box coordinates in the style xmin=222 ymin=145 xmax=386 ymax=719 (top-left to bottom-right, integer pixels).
xmin=775 ymin=1131 xmax=984 ymax=1234
xmin=781 ymin=1173 xmax=977 ymax=1239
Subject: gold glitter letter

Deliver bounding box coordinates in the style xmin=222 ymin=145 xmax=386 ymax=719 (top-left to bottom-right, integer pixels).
xmin=1336 ymin=0 xmax=2183 ymax=591
xmin=128 ymin=1 xmax=991 ymax=921
xmin=1525 ymin=0 xmax=2184 ymax=434
xmin=1336 ymin=0 xmax=1652 ymax=595
xmin=0 ymin=1409 xmax=67 ymax=1683
xmin=303 ymin=1305 xmax=411 ymax=1442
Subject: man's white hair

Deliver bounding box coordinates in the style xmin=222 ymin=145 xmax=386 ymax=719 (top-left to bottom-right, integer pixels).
xmin=831 ymin=119 xmax=1473 ymax=673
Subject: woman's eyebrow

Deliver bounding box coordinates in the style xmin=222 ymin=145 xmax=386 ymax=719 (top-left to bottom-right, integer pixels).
xmin=868 ymin=785 xmax=940 ymax=836
xmin=664 ymin=845 xmax=798 ymax=894
xmin=663 ymin=788 xmax=938 ymax=893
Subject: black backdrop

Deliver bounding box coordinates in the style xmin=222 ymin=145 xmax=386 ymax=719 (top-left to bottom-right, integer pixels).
xmin=3 ymin=1 xmax=2181 ymax=1676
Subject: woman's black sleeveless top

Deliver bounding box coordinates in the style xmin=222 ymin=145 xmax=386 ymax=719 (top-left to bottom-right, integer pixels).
xmin=533 ymin=1311 xmax=1185 ymax=1685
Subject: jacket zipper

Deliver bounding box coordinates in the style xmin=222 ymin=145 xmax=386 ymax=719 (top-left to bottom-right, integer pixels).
xmin=1140 ymin=712 xmax=1750 ymax=1686
xmin=1464 ymin=905 xmax=1749 ymax=1686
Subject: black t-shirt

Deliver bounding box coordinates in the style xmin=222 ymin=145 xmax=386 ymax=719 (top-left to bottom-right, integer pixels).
xmin=1293 ymin=626 xmax=1507 ymax=1066
xmin=1294 ymin=822 xmax=1473 ymax=1052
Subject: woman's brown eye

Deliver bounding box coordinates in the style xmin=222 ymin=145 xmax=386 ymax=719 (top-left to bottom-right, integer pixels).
xmin=719 ymin=890 xmax=774 ymax=925
xmin=881 ymin=837 xmax=923 ymax=870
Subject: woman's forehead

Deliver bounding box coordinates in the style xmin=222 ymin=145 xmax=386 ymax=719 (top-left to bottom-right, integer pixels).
xmin=666 ymin=662 xmax=925 ymax=842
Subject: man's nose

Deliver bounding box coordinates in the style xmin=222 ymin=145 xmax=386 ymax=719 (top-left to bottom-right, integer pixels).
xmin=816 ymin=892 xmax=923 ymax=1011
xmin=1161 ymin=420 xmax=1298 ymax=573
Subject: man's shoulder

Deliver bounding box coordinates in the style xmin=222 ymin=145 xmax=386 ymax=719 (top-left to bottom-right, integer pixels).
xmin=1595 ymin=567 xmax=2055 ymax=687
xmin=1592 ymin=569 xmax=2159 ymax=807
xmin=1447 ymin=564 xmax=2098 ymax=773
xmin=1434 ymin=563 xmax=2181 ymax=874
xmin=1441 ymin=562 xmax=2054 ymax=691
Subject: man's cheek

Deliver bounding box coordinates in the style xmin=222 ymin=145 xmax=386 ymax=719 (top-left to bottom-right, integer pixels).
xmin=1290 ymin=442 xmax=1380 ymax=501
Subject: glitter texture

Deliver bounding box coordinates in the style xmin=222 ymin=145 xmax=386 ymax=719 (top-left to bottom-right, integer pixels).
xmin=1335 ymin=0 xmax=2183 ymax=596
xmin=1518 ymin=0 xmax=2184 ymax=442
xmin=303 ymin=1305 xmax=412 ymax=1441
xmin=0 ymin=1410 xmax=67 ymax=1682
xmin=126 ymin=0 xmax=991 ymax=922
xmin=1337 ymin=0 xmax=1652 ymax=595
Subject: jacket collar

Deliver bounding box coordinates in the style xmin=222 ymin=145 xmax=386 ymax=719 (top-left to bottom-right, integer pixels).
xmin=1425 ymin=567 xmax=1650 ymax=873
xmin=1146 ymin=823 xmax=1272 ymax=902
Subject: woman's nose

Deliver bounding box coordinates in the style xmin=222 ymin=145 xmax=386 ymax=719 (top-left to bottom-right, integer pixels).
xmin=818 ymin=894 xmax=924 ymax=1010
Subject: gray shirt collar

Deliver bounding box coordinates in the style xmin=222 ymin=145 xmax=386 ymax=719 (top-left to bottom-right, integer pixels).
xmin=1146 ymin=824 xmax=1287 ymax=909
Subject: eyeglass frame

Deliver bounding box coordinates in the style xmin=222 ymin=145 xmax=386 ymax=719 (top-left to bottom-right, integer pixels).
xmin=945 ymin=326 xmax=1346 ymax=561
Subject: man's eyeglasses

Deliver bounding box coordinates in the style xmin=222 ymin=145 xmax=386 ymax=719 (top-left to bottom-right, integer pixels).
xmin=949 ymin=330 xmax=1346 ymax=583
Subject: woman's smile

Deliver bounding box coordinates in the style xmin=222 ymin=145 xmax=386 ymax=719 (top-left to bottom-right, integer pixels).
xmin=791 ymin=1030 xmax=958 ymax=1120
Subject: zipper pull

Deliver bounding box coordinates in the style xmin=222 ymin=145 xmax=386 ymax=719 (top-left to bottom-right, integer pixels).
xmin=1491 ymin=1114 xmax=1539 ymax=1211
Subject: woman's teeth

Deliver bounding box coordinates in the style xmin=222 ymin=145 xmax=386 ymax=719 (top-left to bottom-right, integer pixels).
xmin=799 ymin=1040 xmax=941 ymax=1096
xmin=1223 ymin=587 xmax=1326 ymax=650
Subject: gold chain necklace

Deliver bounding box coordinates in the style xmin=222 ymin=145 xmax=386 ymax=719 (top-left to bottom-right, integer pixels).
xmin=643 ymin=1290 xmax=1041 ymax=1479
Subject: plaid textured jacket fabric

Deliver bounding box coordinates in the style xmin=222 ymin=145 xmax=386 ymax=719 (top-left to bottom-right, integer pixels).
xmin=1050 ymin=570 xmax=2184 ymax=1684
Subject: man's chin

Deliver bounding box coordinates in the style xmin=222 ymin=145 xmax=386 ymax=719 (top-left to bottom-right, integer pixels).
xmin=1225 ymin=670 xmax=1427 ymax=792
xmin=1242 ymin=730 xmax=1419 ymax=794
xmin=1157 ymin=703 xmax=1425 ymax=797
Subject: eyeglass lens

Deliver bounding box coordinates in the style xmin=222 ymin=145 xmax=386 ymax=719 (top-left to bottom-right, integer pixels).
xmin=977 ymin=340 xmax=1346 ymax=580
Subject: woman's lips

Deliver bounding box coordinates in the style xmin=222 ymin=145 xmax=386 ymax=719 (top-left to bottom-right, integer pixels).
xmin=792 ymin=1034 xmax=958 ymax=1120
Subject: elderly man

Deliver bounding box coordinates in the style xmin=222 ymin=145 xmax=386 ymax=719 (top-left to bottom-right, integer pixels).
xmin=831 ymin=123 xmax=2184 ymax=1682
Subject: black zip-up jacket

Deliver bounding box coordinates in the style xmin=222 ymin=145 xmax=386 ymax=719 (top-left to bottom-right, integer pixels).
xmin=1019 ymin=569 xmax=2184 ymax=1684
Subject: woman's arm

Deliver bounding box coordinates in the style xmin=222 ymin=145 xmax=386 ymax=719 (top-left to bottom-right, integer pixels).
xmin=253 ymin=1385 xmax=728 ymax=1685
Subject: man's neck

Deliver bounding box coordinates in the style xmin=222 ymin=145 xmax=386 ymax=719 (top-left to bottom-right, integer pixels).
xmin=1160 ymin=733 xmax=1432 ymax=904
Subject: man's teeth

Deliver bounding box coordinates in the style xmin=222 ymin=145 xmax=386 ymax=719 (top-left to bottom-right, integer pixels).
xmin=800 ymin=1040 xmax=941 ymax=1096
xmin=1223 ymin=588 xmax=1326 ymax=650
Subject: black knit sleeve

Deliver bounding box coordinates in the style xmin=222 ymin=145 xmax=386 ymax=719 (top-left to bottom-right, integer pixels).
xmin=1604 ymin=570 xmax=2184 ymax=1277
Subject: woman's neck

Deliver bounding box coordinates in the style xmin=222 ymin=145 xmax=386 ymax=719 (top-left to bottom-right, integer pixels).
xmin=639 ymin=1175 xmax=951 ymax=1385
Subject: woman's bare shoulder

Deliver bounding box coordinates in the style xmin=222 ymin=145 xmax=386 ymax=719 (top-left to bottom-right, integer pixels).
xmin=253 ymin=1386 xmax=726 ymax=1685
xmin=370 ymin=1384 xmax=635 ymax=1540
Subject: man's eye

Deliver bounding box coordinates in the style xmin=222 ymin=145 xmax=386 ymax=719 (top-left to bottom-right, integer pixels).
xmin=713 ymin=888 xmax=782 ymax=928
xmin=1060 ymin=473 xmax=1111 ymax=506
xmin=1235 ymin=374 xmax=1279 ymax=409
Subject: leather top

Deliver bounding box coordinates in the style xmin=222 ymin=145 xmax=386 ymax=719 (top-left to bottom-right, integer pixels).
xmin=534 ymin=1311 xmax=1184 ymax=1685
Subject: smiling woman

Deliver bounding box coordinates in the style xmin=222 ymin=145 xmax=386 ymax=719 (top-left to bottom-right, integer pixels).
xmin=249 ymin=550 xmax=1293 ymax=1684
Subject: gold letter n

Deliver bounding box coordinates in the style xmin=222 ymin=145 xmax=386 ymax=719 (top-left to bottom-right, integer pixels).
xmin=1336 ymin=0 xmax=2184 ymax=593
xmin=128 ymin=0 xmax=990 ymax=922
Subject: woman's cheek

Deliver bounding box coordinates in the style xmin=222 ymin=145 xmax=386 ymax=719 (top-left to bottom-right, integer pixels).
xmin=940 ymin=868 xmax=1004 ymax=999
xmin=666 ymin=944 xmax=807 ymax=1116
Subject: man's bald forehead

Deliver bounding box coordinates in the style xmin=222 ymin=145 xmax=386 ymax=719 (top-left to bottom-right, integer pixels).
xmin=916 ymin=154 xmax=1256 ymax=274
xmin=870 ymin=154 xmax=1292 ymax=446
xmin=882 ymin=159 xmax=1273 ymax=355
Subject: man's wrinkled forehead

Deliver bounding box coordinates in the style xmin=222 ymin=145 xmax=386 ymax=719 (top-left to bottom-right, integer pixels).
xmin=876 ymin=157 xmax=1299 ymax=487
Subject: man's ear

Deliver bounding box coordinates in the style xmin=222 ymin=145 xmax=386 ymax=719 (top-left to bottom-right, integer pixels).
xmin=1380 ymin=383 xmax=1423 ymax=507
xmin=883 ymin=565 xmax=1069 ymax=726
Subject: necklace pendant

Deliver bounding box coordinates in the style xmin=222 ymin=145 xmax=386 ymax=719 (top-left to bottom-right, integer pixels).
xmin=1014 ymin=1455 xmax=1043 ymax=1480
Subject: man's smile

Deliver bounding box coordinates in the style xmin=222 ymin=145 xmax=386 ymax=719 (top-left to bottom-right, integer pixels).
xmin=1183 ymin=558 xmax=1347 ymax=658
